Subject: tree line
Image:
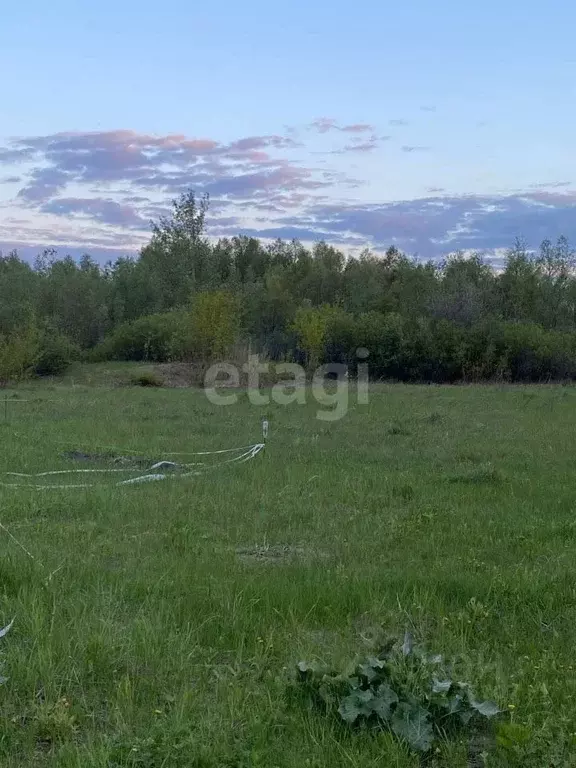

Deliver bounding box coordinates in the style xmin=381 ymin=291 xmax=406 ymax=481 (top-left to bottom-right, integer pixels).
xmin=2 ymin=190 xmax=576 ymax=383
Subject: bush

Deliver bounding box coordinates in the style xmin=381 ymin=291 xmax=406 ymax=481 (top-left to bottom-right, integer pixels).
xmin=0 ymin=324 xmax=39 ymax=385
xmin=362 ymin=312 xmax=407 ymax=380
xmin=130 ymin=371 xmax=164 ymax=387
xmin=92 ymin=311 xmax=188 ymax=362
xmin=480 ymin=321 xmax=576 ymax=382
xmin=34 ymin=332 xmax=79 ymax=376
xmin=91 ymin=307 xmax=576 ymax=384
xmin=324 ymin=311 xmax=408 ymax=379
xmin=324 ymin=309 xmax=358 ymax=367
xmin=188 ymin=290 xmax=240 ymax=361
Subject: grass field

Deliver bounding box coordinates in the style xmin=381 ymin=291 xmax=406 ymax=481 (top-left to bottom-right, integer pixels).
xmin=1 ymin=374 xmax=576 ymax=766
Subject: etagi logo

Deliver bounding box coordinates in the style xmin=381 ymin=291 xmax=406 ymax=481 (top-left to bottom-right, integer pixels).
xmin=204 ymin=349 xmax=370 ymax=422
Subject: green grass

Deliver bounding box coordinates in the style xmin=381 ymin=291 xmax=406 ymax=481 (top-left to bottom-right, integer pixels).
xmin=1 ymin=378 xmax=576 ymax=765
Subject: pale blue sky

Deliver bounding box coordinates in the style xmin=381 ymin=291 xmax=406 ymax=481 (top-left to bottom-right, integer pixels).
xmin=1 ymin=0 xmax=575 ymax=260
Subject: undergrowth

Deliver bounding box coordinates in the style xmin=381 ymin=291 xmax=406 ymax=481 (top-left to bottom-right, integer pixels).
xmin=288 ymin=634 xmax=501 ymax=755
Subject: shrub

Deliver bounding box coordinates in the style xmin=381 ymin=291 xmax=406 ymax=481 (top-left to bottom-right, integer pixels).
xmin=187 ymin=290 xmax=240 ymax=361
xmin=292 ymin=304 xmax=337 ymax=369
xmin=0 ymin=324 xmax=39 ymax=385
xmin=324 ymin=309 xmax=358 ymax=367
xmin=130 ymin=371 xmax=164 ymax=387
xmin=92 ymin=311 xmax=188 ymax=363
xmin=34 ymin=332 xmax=79 ymax=376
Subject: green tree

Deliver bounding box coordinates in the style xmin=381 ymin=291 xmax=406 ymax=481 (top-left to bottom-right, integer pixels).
xmin=36 ymin=254 xmax=111 ymax=348
xmin=0 ymin=321 xmax=39 ymax=385
xmin=139 ymin=191 xmax=211 ymax=309
xmin=0 ymin=251 xmax=39 ymax=334
xmin=188 ymin=290 xmax=240 ymax=361
xmin=292 ymin=304 xmax=336 ymax=369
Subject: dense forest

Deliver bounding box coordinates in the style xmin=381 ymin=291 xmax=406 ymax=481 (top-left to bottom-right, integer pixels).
xmin=2 ymin=190 xmax=576 ymax=383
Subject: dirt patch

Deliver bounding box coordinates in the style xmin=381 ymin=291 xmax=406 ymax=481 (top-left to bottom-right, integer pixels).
xmin=155 ymin=363 xmax=208 ymax=388
xmin=60 ymin=450 xmax=174 ymax=469
xmin=156 ymin=362 xmax=308 ymax=389
xmin=235 ymin=544 xmax=329 ymax=565
xmin=61 ymin=450 xmax=116 ymax=462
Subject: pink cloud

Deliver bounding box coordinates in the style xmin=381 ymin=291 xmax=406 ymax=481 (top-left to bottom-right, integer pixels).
xmin=309 ymin=118 xmax=375 ymax=135
xmin=340 ymin=123 xmax=375 ymax=133
xmin=1 ymin=128 xmax=324 ymax=204
xmin=309 ymin=117 xmax=339 ymax=133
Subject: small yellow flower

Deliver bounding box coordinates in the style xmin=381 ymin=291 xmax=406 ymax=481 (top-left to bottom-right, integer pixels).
xmin=507 ymin=704 xmax=516 ymax=710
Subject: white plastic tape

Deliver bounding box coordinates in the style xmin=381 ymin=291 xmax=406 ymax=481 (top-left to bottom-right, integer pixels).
xmin=1 ymin=442 xmax=265 ymax=490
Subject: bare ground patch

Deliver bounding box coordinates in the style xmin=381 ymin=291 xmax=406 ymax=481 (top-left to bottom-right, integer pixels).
xmin=235 ymin=544 xmax=330 ymax=565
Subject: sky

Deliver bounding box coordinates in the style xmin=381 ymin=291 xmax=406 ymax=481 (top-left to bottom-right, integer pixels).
xmin=1 ymin=0 xmax=576 ymax=263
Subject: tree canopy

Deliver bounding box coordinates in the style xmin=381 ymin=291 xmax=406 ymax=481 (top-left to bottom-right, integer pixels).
xmin=2 ymin=191 xmax=576 ymax=383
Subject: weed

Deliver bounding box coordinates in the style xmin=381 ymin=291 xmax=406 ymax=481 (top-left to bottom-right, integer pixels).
xmin=289 ymin=634 xmax=501 ymax=754
xmin=33 ymin=697 xmax=78 ymax=745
